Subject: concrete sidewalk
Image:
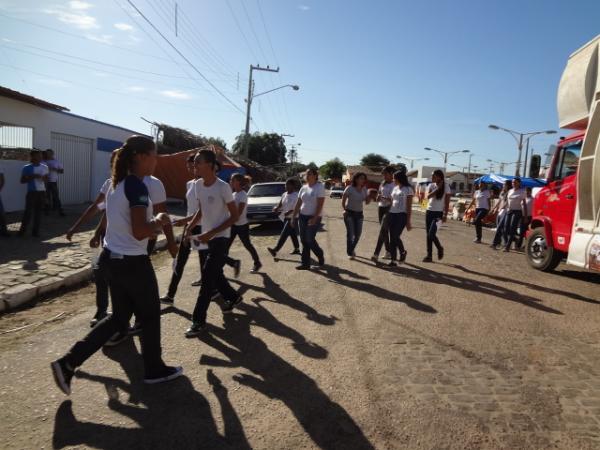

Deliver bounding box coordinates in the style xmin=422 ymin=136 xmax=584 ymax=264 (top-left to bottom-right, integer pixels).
xmin=0 ymin=203 xmax=184 ymax=312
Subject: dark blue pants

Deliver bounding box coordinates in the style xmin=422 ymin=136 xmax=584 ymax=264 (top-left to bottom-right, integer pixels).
xmin=167 ymin=226 xmax=204 ymax=297
xmin=388 ymin=212 xmax=407 ymax=261
xmin=343 ymin=210 xmax=364 ymax=256
xmin=298 ymin=214 xmax=324 ymax=266
xmin=374 ymin=206 xmax=390 ymax=255
xmin=474 ymin=208 xmax=488 ymax=241
xmin=425 ymin=210 xmax=443 ymax=257
xmin=225 ymin=224 xmax=261 ymax=266
xmin=492 ymin=212 xmax=508 ymax=246
xmin=504 ymin=210 xmax=523 ymax=250
xmin=273 ymin=217 xmax=299 ymax=252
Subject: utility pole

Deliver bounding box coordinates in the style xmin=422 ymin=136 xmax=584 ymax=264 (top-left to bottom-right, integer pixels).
xmin=244 ymin=64 xmax=280 ymax=157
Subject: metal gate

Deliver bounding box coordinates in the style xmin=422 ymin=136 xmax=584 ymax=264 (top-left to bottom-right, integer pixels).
xmin=50 ymin=132 xmax=93 ymax=205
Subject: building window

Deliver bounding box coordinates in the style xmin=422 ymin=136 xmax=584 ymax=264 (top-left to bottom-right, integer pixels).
xmin=451 ymin=182 xmax=457 ymax=190
xmin=459 ymin=182 xmax=465 ymax=191
xmin=0 ymin=123 xmax=33 ymax=149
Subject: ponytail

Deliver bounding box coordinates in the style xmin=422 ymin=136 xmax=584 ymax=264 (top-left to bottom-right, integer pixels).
xmin=111 ymin=135 xmax=155 ymax=187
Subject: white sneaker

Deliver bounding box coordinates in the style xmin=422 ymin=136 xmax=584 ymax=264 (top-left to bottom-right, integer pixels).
xmin=383 ymin=252 xmax=392 ymax=260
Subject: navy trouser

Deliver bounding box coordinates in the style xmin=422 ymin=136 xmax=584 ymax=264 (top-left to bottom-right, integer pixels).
xmin=273 ymin=217 xmax=299 ymax=252
xmin=474 ymin=208 xmax=488 ymax=241
xmin=343 ymin=210 xmax=363 ymax=256
xmin=65 ymin=250 xmax=166 ymax=376
xmin=19 ymin=191 xmax=45 ymax=235
xmin=46 ymin=182 xmax=62 ymax=212
xmin=388 ymin=212 xmax=407 ymax=261
xmin=517 ymin=216 xmax=531 ymax=248
xmin=298 ymin=214 xmax=324 ymax=267
xmin=504 ymin=210 xmax=523 ymax=250
xmin=167 ymin=225 xmax=203 ymax=298
xmin=193 ymin=237 xmax=238 ymax=324
xmin=374 ymin=206 xmax=390 ymax=255
xmin=225 ymin=224 xmax=260 ymax=266
xmin=425 ymin=210 xmax=443 ymax=257
xmin=492 ymin=211 xmax=508 ymax=246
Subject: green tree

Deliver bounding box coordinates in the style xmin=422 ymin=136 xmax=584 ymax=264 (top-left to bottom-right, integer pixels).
xmin=306 ymin=161 xmax=319 ymax=171
xmin=360 ymin=153 xmax=390 ymax=168
xmin=319 ymin=158 xmax=347 ymax=180
xmin=232 ymin=132 xmax=287 ymax=166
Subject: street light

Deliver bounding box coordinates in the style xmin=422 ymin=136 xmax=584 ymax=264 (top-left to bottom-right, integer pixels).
xmin=424 ymin=147 xmax=470 ymax=170
xmin=244 ymin=82 xmax=300 ymax=157
xmin=486 ymin=158 xmax=516 ymax=174
xmin=488 ymin=124 xmax=556 ymax=176
xmin=396 ymin=155 xmax=430 ymax=169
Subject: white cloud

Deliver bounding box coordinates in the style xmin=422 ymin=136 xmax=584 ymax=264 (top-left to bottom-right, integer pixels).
xmin=127 ymin=86 xmax=146 ymax=92
xmin=85 ymin=34 xmax=113 ymax=44
xmin=43 ymin=1 xmax=99 ymax=30
xmin=159 ymin=89 xmax=191 ymax=100
xmin=298 ymin=4 xmax=310 ymax=11
xmin=114 ymin=23 xmax=134 ymax=32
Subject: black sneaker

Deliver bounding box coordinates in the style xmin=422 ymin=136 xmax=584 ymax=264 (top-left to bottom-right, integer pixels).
xmin=388 ymin=261 xmax=397 ymax=267
xmin=89 ymin=310 xmax=109 ymax=328
xmin=473 ymin=238 xmax=482 ymax=243
xmin=185 ymin=322 xmax=206 ymax=338
xmin=51 ymin=358 xmax=74 ymax=395
xmin=222 ymin=295 xmax=243 ymax=314
xmin=267 ymin=247 xmax=277 ymax=257
xmin=160 ymin=294 xmax=174 ymax=305
xmin=128 ymin=322 xmax=142 ymax=336
xmin=104 ymin=331 xmax=130 ymax=347
xmin=232 ymin=259 xmax=241 ymax=278
xmin=290 ymin=248 xmax=301 ymax=255
xmin=422 ymin=256 xmax=433 ymax=263
xmin=191 ymin=279 xmax=202 ymax=287
xmin=295 ymin=264 xmax=311 ymax=270
xmin=143 ymin=365 xmax=183 ymax=384
xmin=211 ymin=290 xmax=221 ymax=301
xmin=250 ymin=262 xmax=262 ymax=273
xmin=400 ymin=251 xmax=407 ymax=263
xmin=437 ymin=247 xmax=444 ymax=260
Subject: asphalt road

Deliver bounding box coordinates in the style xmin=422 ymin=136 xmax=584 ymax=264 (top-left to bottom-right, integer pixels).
xmin=1 ymin=200 xmax=599 ymax=449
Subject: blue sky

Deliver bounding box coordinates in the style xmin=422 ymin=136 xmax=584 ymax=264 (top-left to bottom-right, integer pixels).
xmin=1 ymin=0 xmax=599 ymax=170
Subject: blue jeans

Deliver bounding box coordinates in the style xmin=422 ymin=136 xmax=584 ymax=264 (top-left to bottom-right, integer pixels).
xmin=388 ymin=212 xmax=407 ymax=261
xmin=425 ymin=210 xmax=443 ymax=257
xmin=504 ymin=210 xmax=523 ymax=250
xmin=492 ymin=211 xmax=508 ymax=246
xmin=343 ymin=210 xmax=363 ymax=256
xmin=273 ymin=217 xmax=299 ymax=252
xmin=474 ymin=208 xmax=488 ymax=241
xmin=298 ymin=214 xmax=324 ymax=266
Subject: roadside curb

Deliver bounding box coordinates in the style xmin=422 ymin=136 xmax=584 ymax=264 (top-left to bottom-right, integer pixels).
xmin=0 ymin=236 xmax=174 ymax=314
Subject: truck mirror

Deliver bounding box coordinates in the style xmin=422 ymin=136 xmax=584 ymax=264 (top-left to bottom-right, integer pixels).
xmin=530 ymin=155 xmax=541 ymax=178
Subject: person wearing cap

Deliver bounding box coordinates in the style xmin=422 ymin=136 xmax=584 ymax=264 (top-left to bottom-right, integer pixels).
xmin=502 ymin=177 xmax=527 ymax=252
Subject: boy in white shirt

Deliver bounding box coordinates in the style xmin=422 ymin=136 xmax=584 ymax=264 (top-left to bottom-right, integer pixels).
xmin=268 ymin=178 xmax=301 ymax=257
xmin=44 ymin=149 xmax=65 ymax=216
xmin=18 ymin=150 xmax=49 ymax=237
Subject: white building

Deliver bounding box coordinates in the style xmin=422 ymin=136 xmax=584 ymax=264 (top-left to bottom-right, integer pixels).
xmin=407 ymin=165 xmax=485 ymax=193
xmin=0 ymin=86 xmax=148 ymax=212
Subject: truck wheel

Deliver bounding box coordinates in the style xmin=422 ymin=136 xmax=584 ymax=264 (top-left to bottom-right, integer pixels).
xmin=526 ymin=228 xmax=563 ymax=271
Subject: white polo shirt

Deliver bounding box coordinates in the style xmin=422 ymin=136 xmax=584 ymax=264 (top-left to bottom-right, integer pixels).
xmin=280 ymin=191 xmax=299 ymax=220
xmin=507 ymin=188 xmax=526 ymax=211
xmin=298 ymin=181 xmax=325 ymax=216
xmin=233 ymin=190 xmax=248 ymax=226
xmin=186 ymin=179 xmax=199 ymax=217
xmin=378 ymin=182 xmax=394 ymax=207
xmin=194 ymin=177 xmax=234 ymax=240
xmin=426 ymin=182 xmax=451 ymax=212
xmin=45 ymin=159 xmax=63 ymax=183
xmin=143 ymin=175 xmax=167 ymax=206
xmin=390 ymin=185 xmax=414 ymax=213
xmin=475 ymin=189 xmax=490 ymax=209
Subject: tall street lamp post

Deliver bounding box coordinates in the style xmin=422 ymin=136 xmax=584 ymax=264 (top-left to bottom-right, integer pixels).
xmin=396 ymin=155 xmax=430 ymax=169
xmin=488 ymin=125 xmax=556 ymax=176
xmin=424 ymin=147 xmax=470 ymax=171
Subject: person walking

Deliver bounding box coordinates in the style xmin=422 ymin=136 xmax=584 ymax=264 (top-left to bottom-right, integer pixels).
xmin=160 ymin=154 xmax=204 ymax=304
xmin=371 ymin=166 xmax=395 ymax=263
xmin=268 ymin=178 xmax=300 ymax=258
xmin=465 ymin=182 xmax=490 ymax=243
xmin=224 ymin=173 xmax=262 ymax=274
xmin=50 ymin=135 xmax=183 ymax=395
xmin=517 ymin=187 xmax=533 ymax=250
xmin=43 ymin=149 xmax=65 ymax=216
xmin=18 ymin=150 xmax=49 ymax=237
xmin=502 ymin=178 xmax=527 ymax=252
xmin=184 ymin=149 xmax=242 ymax=337
xmin=342 ymin=171 xmax=371 ymax=259
xmin=490 ymin=179 xmax=512 ymax=250
xmin=387 ymin=166 xmax=413 ymax=266
xmin=291 ymin=168 xmax=326 ymax=270
xmin=423 ymin=169 xmax=451 ymax=262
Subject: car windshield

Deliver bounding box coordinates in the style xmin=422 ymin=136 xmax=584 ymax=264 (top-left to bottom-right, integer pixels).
xmin=332 ymin=187 xmax=343 ymax=191
xmin=248 ymin=184 xmax=286 ymax=197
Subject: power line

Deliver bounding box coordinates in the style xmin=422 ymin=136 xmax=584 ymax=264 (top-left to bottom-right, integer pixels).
xmin=225 ymin=0 xmax=259 ymax=63
xmin=240 ymin=0 xmax=270 ymax=64
xmin=124 ymin=0 xmax=246 ymax=114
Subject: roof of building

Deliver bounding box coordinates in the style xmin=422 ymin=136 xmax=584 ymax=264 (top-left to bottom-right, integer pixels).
xmin=0 ymin=86 xmax=69 ymax=111
xmin=346 ymin=165 xmax=384 ymax=178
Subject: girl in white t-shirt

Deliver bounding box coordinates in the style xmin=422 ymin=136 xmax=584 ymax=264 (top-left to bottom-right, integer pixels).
xmin=387 ymin=167 xmax=413 ymax=266
xmin=268 ymin=178 xmax=301 ymax=258
xmin=52 ymin=136 xmax=182 ymax=395
xmin=465 ymin=182 xmax=491 ymax=243
xmin=291 ymin=168 xmax=326 ymax=270
xmin=224 ymin=173 xmax=262 ymax=273
xmin=371 ymin=166 xmax=395 ymax=262
xmin=423 ymin=169 xmax=451 ymax=262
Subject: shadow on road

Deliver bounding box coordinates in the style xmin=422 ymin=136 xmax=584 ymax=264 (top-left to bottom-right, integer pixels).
xmin=403 ymin=263 xmax=563 ymax=314
xmin=446 ymin=263 xmax=600 ymax=304
xmin=53 ymin=339 xmax=249 ymax=449
xmin=199 ymin=301 xmax=375 ymax=450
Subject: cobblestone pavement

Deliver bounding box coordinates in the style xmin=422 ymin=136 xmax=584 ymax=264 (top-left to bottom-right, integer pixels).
xmin=1 ymin=200 xmax=599 ymax=449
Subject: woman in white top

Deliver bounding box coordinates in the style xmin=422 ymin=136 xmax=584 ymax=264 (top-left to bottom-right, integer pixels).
xmin=423 ymin=169 xmax=451 ymax=262
xmin=51 ymin=135 xmax=182 ymax=395
xmin=517 ymin=187 xmax=533 ymax=249
xmin=224 ymin=173 xmax=262 ymax=273
xmin=501 ymin=177 xmax=527 ymax=252
xmin=387 ymin=166 xmax=413 ymax=266
xmin=342 ymin=172 xmax=371 ymax=259
xmin=291 ymin=168 xmax=326 ymax=270
xmin=268 ymin=178 xmax=301 ymax=257
xmin=465 ymin=182 xmax=491 ymax=244
xmin=184 ymin=149 xmax=242 ymax=337
xmin=490 ymin=179 xmax=514 ymax=249
xmin=371 ymin=166 xmax=395 ymax=262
